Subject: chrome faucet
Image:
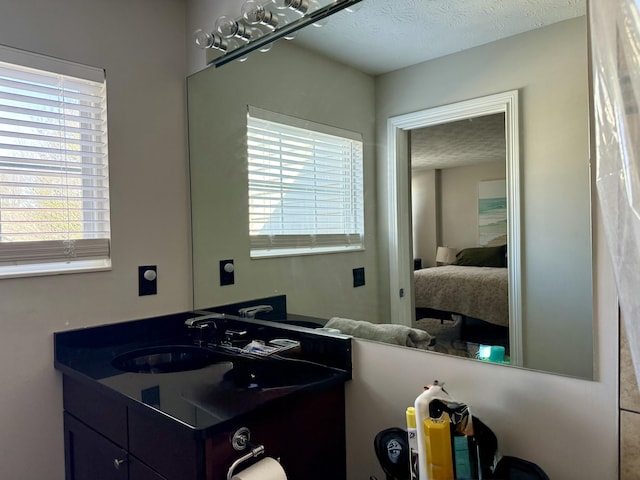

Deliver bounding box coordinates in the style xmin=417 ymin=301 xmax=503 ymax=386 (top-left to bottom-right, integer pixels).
xmin=184 ymin=312 xmax=227 ymax=327
xmin=238 ymin=305 xmax=273 ymax=318
xmin=184 ymin=313 xmax=225 ymax=345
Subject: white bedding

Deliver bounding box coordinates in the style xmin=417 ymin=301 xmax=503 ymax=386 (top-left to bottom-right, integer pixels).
xmin=414 ymin=265 xmax=509 ymax=327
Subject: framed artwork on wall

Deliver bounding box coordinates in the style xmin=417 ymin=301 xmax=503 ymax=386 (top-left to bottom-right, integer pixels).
xmin=478 ymin=179 xmax=507 ymax=246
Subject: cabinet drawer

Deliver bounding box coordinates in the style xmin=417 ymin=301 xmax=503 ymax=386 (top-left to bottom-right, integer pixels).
xmin=63 ymin=375 xmax=128 ymax=448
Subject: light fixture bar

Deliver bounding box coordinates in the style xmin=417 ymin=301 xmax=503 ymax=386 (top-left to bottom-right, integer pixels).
xmin=210 ymin=0 xmax=362 ymax=68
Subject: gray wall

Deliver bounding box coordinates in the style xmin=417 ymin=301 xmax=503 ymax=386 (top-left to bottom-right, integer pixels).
xmin=441 ymin=161 xmax=506 ymax=251
xmin=188 ymin=42 xmax=381 ymax=322
xmin=375 ymin=17 xmax=593 ymax=378
xmin=412 ymin=161 xmax=506 ymax=265
xmin=0 ymin=0 xmax=190 ymax=478
xmin=411 ymin=169 xmax=438 ymax=265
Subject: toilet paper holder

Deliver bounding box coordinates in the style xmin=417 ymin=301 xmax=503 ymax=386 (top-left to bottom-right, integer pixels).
xmin=226 ymin=427 xmax=266 ymax=480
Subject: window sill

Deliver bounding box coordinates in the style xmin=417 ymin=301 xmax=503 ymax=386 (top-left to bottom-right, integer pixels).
xmin=251 ymin=245 xmax=364 ymax=259
xmin=0 ymin=259 xmax=112 ymax=279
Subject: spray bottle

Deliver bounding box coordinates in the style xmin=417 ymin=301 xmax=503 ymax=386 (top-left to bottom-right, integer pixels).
xmin=413 ymin=381 xmax=451 ymax=480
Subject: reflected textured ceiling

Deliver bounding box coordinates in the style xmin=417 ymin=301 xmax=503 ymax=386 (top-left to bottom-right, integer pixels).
xmin=295 ymin=0 xmax=586 ymax=75
xmin=293 ymin=0 xmax=584 ymax=170
xmin=410 ymin=114 xmax=506 ymax=171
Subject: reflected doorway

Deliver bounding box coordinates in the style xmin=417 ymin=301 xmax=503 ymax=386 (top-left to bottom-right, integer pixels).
xmin=410 ymin=114 xmax=509 ymax=360
xmin=385 ymin=90 xmax=522 ymax=366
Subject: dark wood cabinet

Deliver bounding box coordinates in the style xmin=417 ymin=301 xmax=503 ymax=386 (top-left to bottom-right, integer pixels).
xmin=129 ymin=461 xmax=168 ymax=480
xmin=64 ymin=413 xmax=128 ymax=480
xmin=64 ymin=412 xmax=168 ymax=480
xmin=62 ymin=375 xmax=346 ymax=480
xmin=203 ymin=386 xmax=346 ymax=480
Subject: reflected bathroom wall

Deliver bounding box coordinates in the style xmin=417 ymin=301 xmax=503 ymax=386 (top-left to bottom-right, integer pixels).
xmin=375 ymin=17 xmax=592 ymax=377
xmin=188 ymin=41 xmax=381 ymax=322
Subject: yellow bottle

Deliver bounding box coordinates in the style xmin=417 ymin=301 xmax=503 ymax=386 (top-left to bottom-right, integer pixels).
xmin=424 ymin=411 xmax=454 ymax=480
xmin=406 ymin=407 xmax=418 ymax=480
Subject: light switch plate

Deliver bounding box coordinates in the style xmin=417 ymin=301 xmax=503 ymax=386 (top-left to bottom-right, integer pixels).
xmin=353 ymin=267 xmax=365 ymax=287
xmin=138 ymin=265 xmax=157 ymax=296
xmin=220 ymin=259 xmax=234 ymax=286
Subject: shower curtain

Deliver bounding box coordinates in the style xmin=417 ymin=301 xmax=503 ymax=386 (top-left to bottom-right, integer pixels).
xmin=591 ymin=0 xmax=640 ymax=386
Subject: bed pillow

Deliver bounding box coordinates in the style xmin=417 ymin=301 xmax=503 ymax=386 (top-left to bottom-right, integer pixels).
xmin=454 ymin=244 xmax=507 ymax=267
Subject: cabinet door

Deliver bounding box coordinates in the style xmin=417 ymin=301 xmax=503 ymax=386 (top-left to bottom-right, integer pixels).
xmin=63 ymin=376 xmax=128 ymax=448
xmin=64 ymin=413 xmax=128 ymax=480
xmin=128 ymin=408 xmax=201 ymax=480
xmin=205 ymin=385 xmax=346 ymax=480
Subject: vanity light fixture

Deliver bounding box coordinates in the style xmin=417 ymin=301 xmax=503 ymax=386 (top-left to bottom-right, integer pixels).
xmin=194 ymin=0 xmax=363 ymax=67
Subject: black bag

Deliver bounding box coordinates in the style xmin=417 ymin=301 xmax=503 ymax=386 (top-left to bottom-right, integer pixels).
xmin=373 ymin=427 xmax=411 ymax=480
xmin=492 ymin=455 xmax=550 ymax=480
xmin=428 ymin=399 xmax=499 ymax=478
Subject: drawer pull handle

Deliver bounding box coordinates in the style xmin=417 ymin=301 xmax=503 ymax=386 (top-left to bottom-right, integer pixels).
xmin=113 ymin=458 xmax=127 ymax=470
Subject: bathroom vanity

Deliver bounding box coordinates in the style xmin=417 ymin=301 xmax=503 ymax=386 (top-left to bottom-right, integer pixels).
xmin=54 ymin=309 xmax=351 ymax=480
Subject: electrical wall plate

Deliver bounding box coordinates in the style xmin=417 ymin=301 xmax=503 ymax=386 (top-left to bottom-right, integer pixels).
xmin=220 ymin=259 xmax=234 ymax=286
xmin=138 ymin=265 xmax=157 ymax=296
xmin=353 ymin=267 xmax=365 ymax=287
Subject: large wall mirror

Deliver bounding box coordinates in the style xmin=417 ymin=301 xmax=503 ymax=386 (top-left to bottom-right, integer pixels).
xmin=187 ymin=0 xmax=594 ymax=379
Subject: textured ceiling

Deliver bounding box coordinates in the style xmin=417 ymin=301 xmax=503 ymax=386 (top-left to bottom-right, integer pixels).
xmin=294 ymin=0 xmax=586 ymax=75
xmin=410 ymin=113 xmax=505 ymax=171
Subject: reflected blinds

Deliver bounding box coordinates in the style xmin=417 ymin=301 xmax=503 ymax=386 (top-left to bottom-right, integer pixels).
xmin=247 ymin=106 xmax=363 ymax=257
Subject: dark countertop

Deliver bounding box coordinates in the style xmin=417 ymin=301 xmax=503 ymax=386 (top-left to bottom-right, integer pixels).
xmin=54 ymin=309 xmax=351 ymax=440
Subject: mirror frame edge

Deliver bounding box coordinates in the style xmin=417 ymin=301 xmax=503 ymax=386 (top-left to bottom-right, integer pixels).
xmin=385 ymin=89 xmax=523 ymax=366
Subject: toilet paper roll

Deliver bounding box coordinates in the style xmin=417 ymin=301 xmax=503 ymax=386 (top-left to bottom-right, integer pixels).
xmin=231 ymin=457 xmax=287 ymax=480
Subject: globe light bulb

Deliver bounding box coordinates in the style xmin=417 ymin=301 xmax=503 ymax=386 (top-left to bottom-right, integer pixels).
xmin=215 ymin=16 xmax=239 ymax=38
xmin=242 ymin=1 xmax=264 ymax=23
xmin=215 ymin=15 xmax=252 ymax=42
xmin=192 ymin=30 xmax=228 ymax=52
xmin=193 ymin=29 xmax=214 ymax=49
xmin=271 ymin=0 xmax=308 ymax=14
xmin=242 ymin=1 xmax=279 ymax=29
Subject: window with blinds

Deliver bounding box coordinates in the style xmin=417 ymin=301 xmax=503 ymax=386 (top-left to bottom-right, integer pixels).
xmin=247 ymin=106 xmax=364 ymax=257
xmin=0 ymin=46 xmax=110 ymax=277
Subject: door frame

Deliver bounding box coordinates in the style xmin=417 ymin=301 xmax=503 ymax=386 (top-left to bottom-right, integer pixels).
xmin=385 ymin=90 xmax=522 ymax=366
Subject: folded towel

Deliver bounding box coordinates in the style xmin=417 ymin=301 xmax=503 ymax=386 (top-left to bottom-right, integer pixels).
xmin=325 ymin=317 xmax=435 ymax=350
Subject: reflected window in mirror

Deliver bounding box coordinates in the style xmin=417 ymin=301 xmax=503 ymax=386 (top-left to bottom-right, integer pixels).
xmin=247 ymin=106 xmax=364 ymax=258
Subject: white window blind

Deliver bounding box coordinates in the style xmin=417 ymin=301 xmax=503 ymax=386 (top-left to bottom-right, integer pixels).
xmin=247 ymin=106 xmax=364 ymax=257
xmin=0 ymin=46 xmax=110 ymax=276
